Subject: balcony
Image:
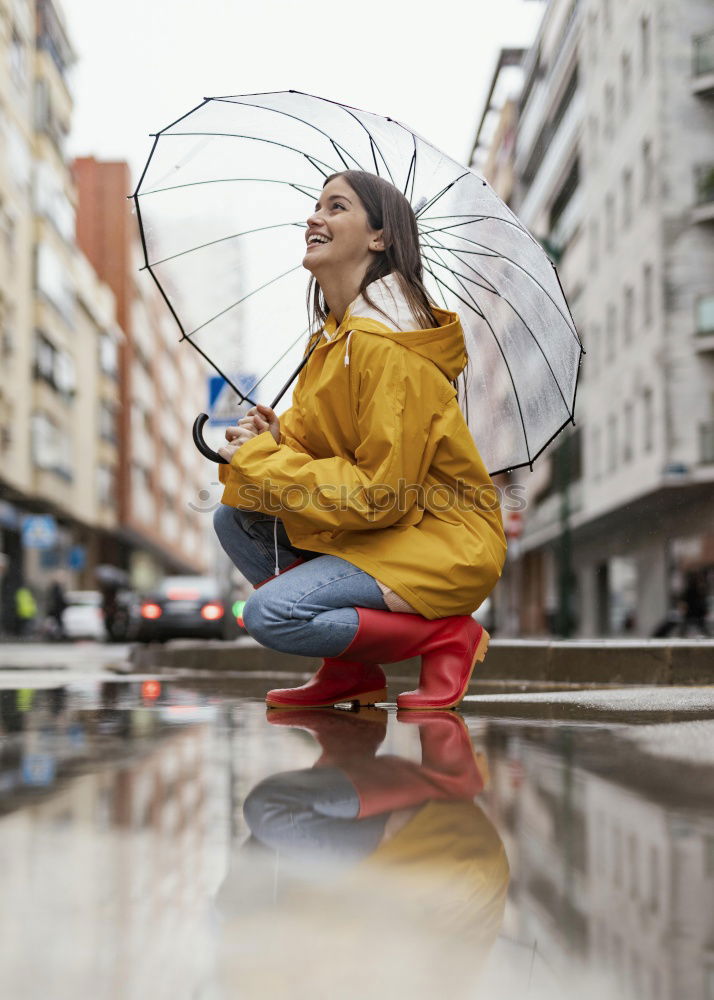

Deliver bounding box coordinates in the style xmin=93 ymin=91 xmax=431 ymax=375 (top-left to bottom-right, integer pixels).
xmin=700 ymin=422 xmax=714 ymax=465
xmin=693 ymin=165 xmax=714 ymax=223
xmin=692 ymin=30 xmax=714 ymax=97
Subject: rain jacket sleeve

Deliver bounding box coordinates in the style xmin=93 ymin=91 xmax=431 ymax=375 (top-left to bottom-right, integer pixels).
xmin=277 ymin=404 xmax=314 ymax=456
xmin=218 ymin=336 xmax=445 ymax=533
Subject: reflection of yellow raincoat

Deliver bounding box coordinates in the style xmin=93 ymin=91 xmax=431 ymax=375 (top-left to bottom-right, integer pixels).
xmin=219 ymin=274 xmax=507 ymax=619
xmin=359 ymin=800 xmax=510 ymax=957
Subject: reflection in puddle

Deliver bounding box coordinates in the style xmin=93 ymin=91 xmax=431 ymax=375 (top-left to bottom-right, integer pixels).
xmin=216 ymin=710 xmax=509 ymax=997
xmin=0 ymin=678 xmax=712 ymax=999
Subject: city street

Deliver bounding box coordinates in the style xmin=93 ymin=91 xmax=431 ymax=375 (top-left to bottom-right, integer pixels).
xmin=1 ymin=643 xmax=713 ymax=999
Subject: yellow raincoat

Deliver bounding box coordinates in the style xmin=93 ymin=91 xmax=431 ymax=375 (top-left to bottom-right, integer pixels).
xmin=218 ymin=274 xmax=507 ymax=619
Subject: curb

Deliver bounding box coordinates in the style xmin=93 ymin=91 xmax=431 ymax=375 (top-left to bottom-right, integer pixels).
xmin=126 ymin=637 xmax=714 ymax=686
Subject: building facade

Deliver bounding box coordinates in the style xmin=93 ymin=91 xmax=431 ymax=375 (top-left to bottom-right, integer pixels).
xmin=0 ymin=0 xmax=212 ymax=633
xmin=473 ymin=0 xmax=714 ymax=636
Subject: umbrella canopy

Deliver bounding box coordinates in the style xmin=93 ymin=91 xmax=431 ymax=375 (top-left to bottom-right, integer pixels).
xmin=132 ymin=90 xmax=583 ymax=475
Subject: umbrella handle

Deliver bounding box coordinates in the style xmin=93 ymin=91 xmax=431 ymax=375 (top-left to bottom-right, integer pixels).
xmin=193 ymin=413 xmax=229 ymax=465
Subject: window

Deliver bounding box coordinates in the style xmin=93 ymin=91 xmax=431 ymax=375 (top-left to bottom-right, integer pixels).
xmin=608 ymin=414 xmax=618 ymax=472
xmin=549 ymin=157 xmax=580 ymax=234
xmin=602 ymin=0 xmax=612 ymax=34
xmin=640 ymin=16 xmax=651 ymax=76
xmin=32 ymin=332 xmax=75 ymax=399
xmin=643 ymin=263 xmax=654 ymax=326
xmin=696 ymin=295 xmax=714 ymax=335
xmin=31 ymin=410 xmax=73 ymax=479
xmin=624 ymin=402 xmax=634 ymax=462
xmin=99 ymin=331 xmax=118 ymax=377
xmin=0 ymin=299 xmax=15 ymax=359
xmin=97 ymin=465 xmax=117 ymax=508
xmin=622 ymin=169 xmax=633 ymax=228
xmin=606 ymin=303 xmax=617 ymax=359
xmin=604 ymin=83 xmax=616 ymax=140
xmin=623 ymin=286 xmax=635 ymax=342
xmin=34 ymin=332 xmax=55 ymax=383
xmin=588 ymin=11 xmax=599 ymax=64
xmin=99 ymin=401 xmax=117 ymax=444
xmin=605 ymin=193 xmax=616 ymax=250
xmin=592 ymin=426 xmax=602 ymax=480
xmin=643 ymin=387 xmax=654 ymax=451
xmin=10 ymin=29 xmax=28 ymax=90
xmin=642 ymin=140 xmax=654 ymax=202
xmin=621 ymin=52 xmax=632 ymax=114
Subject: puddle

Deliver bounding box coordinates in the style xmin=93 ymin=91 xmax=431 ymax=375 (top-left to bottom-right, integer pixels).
xmin=0 ymin=677 xmax=712 ymax=998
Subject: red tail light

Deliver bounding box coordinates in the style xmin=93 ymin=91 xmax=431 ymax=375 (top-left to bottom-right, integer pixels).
xmin=200 ymin=602 xmax=223 ymax=621
xmin=141 ymin=602 xmax=163 ymax=620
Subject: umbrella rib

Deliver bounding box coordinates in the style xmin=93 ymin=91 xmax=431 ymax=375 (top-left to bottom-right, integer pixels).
xmin=423 ymin=251 xmax=489 ymax=319
xmin=414 ymin=173 xmax=470 ymax=220
xmin=408 ymin=134 xmax=418 ymax=204
xmin=181 ymin=334 xmax=256 ymax=406
xmin=138 ymin=177 xmax=321 ymax=198
xmin=420 ymin=213 xmax=543 ymax=252
xmin=423 ymin=245 xmax=533 ymax=465
xmin=403 ymin=143 xmax=416 ymax=200
xmin=330 ymin=139 xmax=352 ymax=171
xmin=421 ymin=258 xmax=451 ymax=311
xmin=145 ymin=130 xmax=340 ymax=180
xmin=426 ymin=240 xmax=573 ymax=419
xmin=180 ymin=263 xmax=304 ymax=342
xmin=211 ymin=98 xmax=368 ymax=172
xmin=422 ymin=226 xmax=580 ymax=345
xmin=144 ymin=221 xmax=306 ymax=269
xmin=421 ymin=246 xmax=500 ymax=298
xmin=367 ymin=135 xmax=381 ymax=176
xmin=334 ymin=103 xmax=395 ymax=183
xmin=241 ymin=325 xmax=312 ymax=398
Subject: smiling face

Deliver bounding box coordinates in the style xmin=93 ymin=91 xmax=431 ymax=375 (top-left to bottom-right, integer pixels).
xmin=303 ymin=176 xmax=384 ymax=280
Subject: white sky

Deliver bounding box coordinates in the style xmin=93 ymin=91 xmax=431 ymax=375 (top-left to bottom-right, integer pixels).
xmin=61 ymin=0 xmax=545 ymax=188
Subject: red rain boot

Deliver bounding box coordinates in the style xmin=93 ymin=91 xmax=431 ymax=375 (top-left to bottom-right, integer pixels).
xmin=265 ymin=707 xmax=387 ymax=766
xmin=265 ymin=659 xmax=387 ymax=710
xmin=337 ymin=607 xmax=489 ymax=710
xmin=341 ymin=712 xmax=487 ymax=818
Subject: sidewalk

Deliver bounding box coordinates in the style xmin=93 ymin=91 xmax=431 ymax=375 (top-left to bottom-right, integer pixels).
xmin=125 ymin=636 xmax=714 ymax=686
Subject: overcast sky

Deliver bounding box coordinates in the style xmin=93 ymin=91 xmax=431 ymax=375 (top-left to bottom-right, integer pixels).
xmin=61 ymin=0 xmax=545 ymax=187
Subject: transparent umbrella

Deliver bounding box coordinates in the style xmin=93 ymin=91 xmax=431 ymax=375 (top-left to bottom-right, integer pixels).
xmin=131 ymin=90 xmax=583 ymax=473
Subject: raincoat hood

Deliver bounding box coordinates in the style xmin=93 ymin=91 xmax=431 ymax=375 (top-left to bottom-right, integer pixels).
xmin=323 ymin=272 xmax=469 ymax=382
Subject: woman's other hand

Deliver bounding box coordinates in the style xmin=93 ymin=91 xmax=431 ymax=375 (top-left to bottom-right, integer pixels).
xmin=237 ymin=404 xmax=280 ymax=444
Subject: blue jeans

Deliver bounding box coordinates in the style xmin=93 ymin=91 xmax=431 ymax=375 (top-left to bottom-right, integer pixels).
xmin=243 ymin=768 xmax=387 ymax=870
xmin=213 ymin=505 xmax=390 ymax=657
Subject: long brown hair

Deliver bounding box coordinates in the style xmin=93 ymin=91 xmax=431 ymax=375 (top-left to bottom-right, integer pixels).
xmin=306 ymin=170 xmax=438 ymax=332
xmin=305 ymin=170 xmax=467 ymax=406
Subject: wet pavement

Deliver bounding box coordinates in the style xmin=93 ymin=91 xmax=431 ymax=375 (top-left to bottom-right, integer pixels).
xmin=1 ymin=661 xmax=713 ymax=999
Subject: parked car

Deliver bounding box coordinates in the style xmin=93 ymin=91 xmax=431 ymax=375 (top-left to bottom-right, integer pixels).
xmin=134 ymin=575 xmax=230 ymax=642
xmin=61 ymin=591 xmax=106 ymax=641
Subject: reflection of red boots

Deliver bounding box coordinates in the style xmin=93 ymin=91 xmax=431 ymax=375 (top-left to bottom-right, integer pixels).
xmin=265 ymin=660 xmax=387 ymax=709
xmin=265 ymin=707 xmax=387 ymax=765
xmin=341 ymin=712 xmax=487 ymax=818
xmin=337 ymin=607 xmax=489 ymax=710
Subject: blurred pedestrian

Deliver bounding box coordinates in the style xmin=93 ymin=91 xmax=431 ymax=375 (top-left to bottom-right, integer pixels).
xmin=681 ymin=570 xmax=711 ymax=637
xmin=47 ymin=579 xmax=67 ymax=640
xmin=14 ymin=585 xmax=37 ymax=638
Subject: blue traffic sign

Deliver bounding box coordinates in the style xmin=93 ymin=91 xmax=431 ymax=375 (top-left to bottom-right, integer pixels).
xmin=207 ymin=374 xmax=258 ymax=425
xmin=22 ymin=515 xmax=58 ymax=550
